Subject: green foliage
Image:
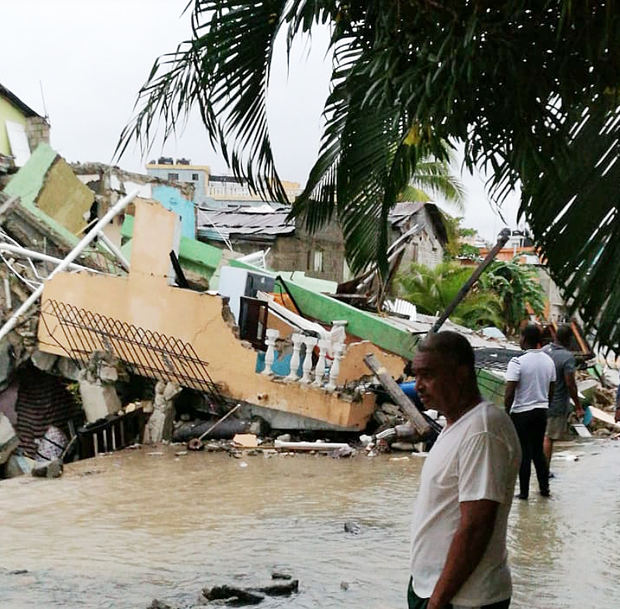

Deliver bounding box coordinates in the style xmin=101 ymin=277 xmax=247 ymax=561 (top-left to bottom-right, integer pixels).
xmin=398 ymin=262 xmax=502 ymax=330
xmin=398 ymin=258 xmax=546 ymax=334
xmin=441 ymin=215 xmax=479 ymax=260
xmin=397 ymin=154 xmax=465 ymax=212
xmin=119 ymin=1 xmax=619 ymax=352
xmin=459 ymin=243 xmax=481 ymax=260
xmin=480 ymin=259 xmax=547 ymax=335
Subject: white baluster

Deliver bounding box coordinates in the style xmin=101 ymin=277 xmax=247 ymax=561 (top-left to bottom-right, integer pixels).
xmin=326 ymin=343 xmax=345 ymax=392
xmin=262 ymin=328 xmax=280 ymax=375
xmin=312 ymin=339 xmax=330 ymax=387
xmin=286 ymin=333 xmax=304 ymax=381
xmin=300 ymin=336 xmax=318 ymax=383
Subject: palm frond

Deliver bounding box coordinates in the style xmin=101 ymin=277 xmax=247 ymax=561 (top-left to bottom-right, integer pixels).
xmin=117 ymin=0 xmax=290 ymax=201
xmin=122 ymin=1 xmax=620 ymax=352
xmin=521 ymin=101 xmax=620 ymax=351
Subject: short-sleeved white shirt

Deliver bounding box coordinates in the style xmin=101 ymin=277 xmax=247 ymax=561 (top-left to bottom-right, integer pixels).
xmin=505 ymin=349 xmax=556 ymax=413
xmin=410 ymin=401 xmax=521 ymax=607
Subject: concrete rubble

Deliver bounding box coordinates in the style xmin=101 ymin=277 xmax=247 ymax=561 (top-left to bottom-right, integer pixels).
xmin=0 ymin=143 xmax=618 ymax=485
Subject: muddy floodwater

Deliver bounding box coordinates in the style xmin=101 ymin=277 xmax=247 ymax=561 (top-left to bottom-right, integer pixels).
xmin=1 ymin=440 xmax=619 ymax=609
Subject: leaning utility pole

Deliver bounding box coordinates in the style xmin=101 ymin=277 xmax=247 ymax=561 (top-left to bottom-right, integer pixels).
xmin=429 ymin=228 xmax=511 ymax=334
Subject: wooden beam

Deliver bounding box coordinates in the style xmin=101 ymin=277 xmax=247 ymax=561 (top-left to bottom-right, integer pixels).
xmin=364 ymin=353 xmax=431 ymax=436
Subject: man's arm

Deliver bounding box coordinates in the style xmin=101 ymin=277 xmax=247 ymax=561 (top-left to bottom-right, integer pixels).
xmin=565 ymin=372 xmax=584 ymax=418
xmin=427 ymin=500 xmax=499 ymax=609
xmin=504 ymin=381 xmax=517 ymax=414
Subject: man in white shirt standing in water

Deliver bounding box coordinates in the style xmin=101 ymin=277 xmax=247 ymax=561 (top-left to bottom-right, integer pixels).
xmin=504 ymin=324 xmax=556 ymax=499
xmin=409 ymin=331 xmax=521 ymax=609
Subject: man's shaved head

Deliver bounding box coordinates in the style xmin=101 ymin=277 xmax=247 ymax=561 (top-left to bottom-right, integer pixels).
xmin=412 ymin=331 xmax=481 ymax=419
xmin=416 ymin=331 xmax=476 ymax=378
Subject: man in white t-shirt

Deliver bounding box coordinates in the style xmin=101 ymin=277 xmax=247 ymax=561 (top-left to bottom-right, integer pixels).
xmin=409 ymin=331 xmax=521 ymax=609
xmin=504 ymin=324 xmax=556 ymax=499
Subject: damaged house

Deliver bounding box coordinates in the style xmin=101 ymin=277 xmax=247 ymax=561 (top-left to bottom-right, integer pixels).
xmin=36 ymin=199 xmax=409 ymax=435
xmin=197 ymin=201 xmax=448 ymax=283
xmin=0 ymin=83 xmax=50 ymax=173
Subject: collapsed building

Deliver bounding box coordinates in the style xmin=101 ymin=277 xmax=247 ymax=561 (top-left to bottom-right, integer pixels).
xmin=1 ymin=140 xmax=618 ymax=479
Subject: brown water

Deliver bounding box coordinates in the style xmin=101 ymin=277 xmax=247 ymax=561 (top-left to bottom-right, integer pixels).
xmin=1 ymin=440 xmax=619 ymax=609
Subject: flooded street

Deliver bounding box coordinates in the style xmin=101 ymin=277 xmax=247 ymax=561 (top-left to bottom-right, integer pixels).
xmin=1 ymin=440 xmax=619 ymax=609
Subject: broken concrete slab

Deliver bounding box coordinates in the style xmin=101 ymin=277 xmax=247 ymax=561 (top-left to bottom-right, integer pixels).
xmin=5 ymin=453 xmax=35 ymax=477
xmin=232 ymin=433 xmax=258 ymax=448
xmin=162 ymin=381 xmax=182 ymax=402
xmin=57 ymin=356 xmax=81 ymax=381
xmin=31 ymin=349 xmax=58 ymax=372
xmin=31 ymin=458 xmax=63 ymax=478
xmin=79 ymin=378 xmax=122 ymax=423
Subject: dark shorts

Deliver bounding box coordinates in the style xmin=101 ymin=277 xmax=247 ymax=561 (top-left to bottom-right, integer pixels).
xmin=408 ymin=577 xmax=510 ymax=609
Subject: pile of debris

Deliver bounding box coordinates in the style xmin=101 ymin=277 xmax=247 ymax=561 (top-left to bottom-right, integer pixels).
xmin=147 ymin=571 xmax=299 ymax=608
xmin=1 ymin=141 xmax=618 ymax=484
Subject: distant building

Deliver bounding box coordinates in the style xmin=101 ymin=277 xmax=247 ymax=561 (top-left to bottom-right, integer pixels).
xmin=206 ymin=174 xmax=301 ymax=207
xmin=146 ymin=158 xmax=210 ymax=206
xmin=146 ymin=159 xmax=302 ymax=209
xmin=0 ymin=83 xmax=50 ymax=169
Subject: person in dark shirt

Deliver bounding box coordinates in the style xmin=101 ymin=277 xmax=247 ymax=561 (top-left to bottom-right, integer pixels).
xmin=542 ymin=325 xmax=584 ymax=466
xmin=615 ymin=384 xmax=620 ymax=423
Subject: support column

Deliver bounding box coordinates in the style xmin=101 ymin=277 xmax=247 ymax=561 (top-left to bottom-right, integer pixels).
xmin=326 ymin=343 xmax=345 ymax=392
xmin=300 ymin=336 xmax=318 ymax=383
xmin=262 ymin=328 xmax=280 ymax=375
xmin=286 ymin=333 xmax=304 ymax=381
xmin=312 ymin=339 xmax=330 ymax=387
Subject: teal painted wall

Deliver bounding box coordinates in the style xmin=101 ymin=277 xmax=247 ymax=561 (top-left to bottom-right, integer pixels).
xmin=152 ymin=185 xmax=196 ymax=239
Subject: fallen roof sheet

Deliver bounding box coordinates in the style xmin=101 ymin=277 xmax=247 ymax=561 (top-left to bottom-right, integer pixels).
xmin=197 ymin=206 xmax=294 ymax=240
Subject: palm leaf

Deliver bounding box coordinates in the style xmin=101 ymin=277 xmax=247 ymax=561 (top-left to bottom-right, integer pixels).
xmin=117 ymin=0 xmax=290 ymax=201
xmin=521 ymin=101 xmax=620 ymax=351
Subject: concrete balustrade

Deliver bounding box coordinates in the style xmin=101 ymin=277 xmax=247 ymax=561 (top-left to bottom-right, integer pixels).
xmin=266 ymin=331 xmax=347 ymax=392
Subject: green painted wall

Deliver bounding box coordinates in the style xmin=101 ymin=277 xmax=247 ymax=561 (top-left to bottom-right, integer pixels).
xmin=0 ymin=96 xmax=28 ymax=156
xmin=3 ymin=143 xmax=80 ymax=247
xmin=477 ymin=368 xmax=506 ymax=407
xmin=229 ymin=258 xmax=419 ymax=359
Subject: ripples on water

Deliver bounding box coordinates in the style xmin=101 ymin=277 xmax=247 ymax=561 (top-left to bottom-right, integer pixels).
xmin=1 ymin=441 xmax=619 ymax=609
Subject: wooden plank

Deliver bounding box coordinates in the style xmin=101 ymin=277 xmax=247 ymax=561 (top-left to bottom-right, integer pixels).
xmin=589 ymin=406 xmax=620 ymax=429
xmin=364 ymin=353 xmax=431 ymax=436
xmin=571 ymin=423 xmax=592 ymax=438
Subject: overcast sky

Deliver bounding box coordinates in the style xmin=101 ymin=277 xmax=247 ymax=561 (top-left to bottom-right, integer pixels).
xmin=1 ymin=0 xmax=521 ymax=241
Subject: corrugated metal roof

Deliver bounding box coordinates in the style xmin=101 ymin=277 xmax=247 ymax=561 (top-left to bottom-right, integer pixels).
xmin=389 ymin=201 xmax=425 ymax=226
xmin=197 ymin=200 xmax=430 ymax=241
xmin=197 ymin=206 xmax=294 ymax=240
